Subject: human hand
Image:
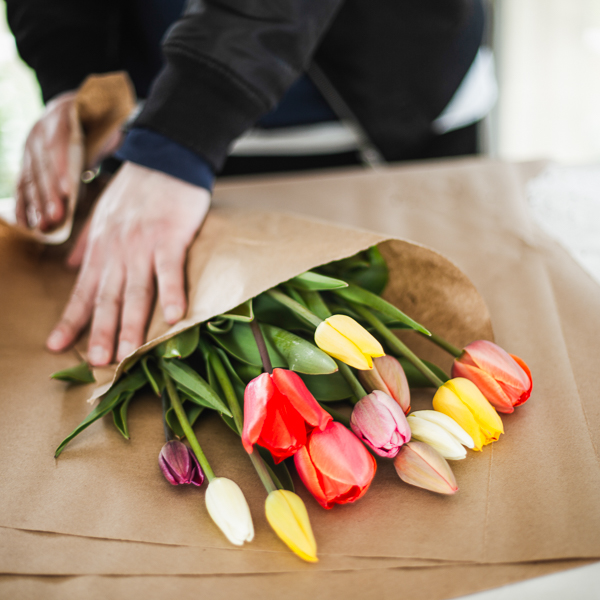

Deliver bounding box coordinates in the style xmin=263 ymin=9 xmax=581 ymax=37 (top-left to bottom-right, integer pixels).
xmin=16 ymin=91 xmax=78 ymax=232
xmin=46 ymin=162 xmax=211 ymax=365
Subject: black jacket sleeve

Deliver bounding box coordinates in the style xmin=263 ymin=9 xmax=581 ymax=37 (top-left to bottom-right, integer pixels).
xmin=5 ymin=0 xmax=123 ymax=103
xmin=134 ymin=0 xmax=343 ymax=171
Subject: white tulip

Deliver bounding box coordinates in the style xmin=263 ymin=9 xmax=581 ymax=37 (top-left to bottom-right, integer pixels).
xmin=407 ymin=414 xmax=467 ymax=460
xmin=409 ymin=410 xmax=474 ymax=448
xmin=205 ymin=477 xmax=254 ymax=546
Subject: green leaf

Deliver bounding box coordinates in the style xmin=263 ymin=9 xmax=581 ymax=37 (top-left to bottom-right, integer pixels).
xmin=257 ymin=447 xmax=295 ymax=493
xmin=159 ymin=358 xmax=232 ymax=417
xmin=208 ymin=322 xmax=285 ymax=368
xmin=112 ymin=391 xmax=135 ymax=439
xmin=299 ymin=371 xmax=353 ymax=401
xmin=50 ymin=361 xmax=95 ymax=384
xmin=283 ymin=285 xmax=309 ymax=308
xmin=253 ymin=292 xmax=311 ymax=332
xmin=218 ymin=299 xmax=254 ymax=322
xmin=321 ymin=246 xmax=389 ymax=295
xmin=55 ymin=369 xmax=147 ymax=457
xmin=234 ymin=362 xmax=262 ymax=384
xmin=262 ymin=323 xmax=337 ymax=374
xmin=334 ymin=283 xmax=431 ymax=335
xmin=299 ymin=290 xmax=332 ymax=321
xmin=166 ymin=401 xmax=204 ymax=439
xmin=141 ymin=356 xmax=164 ymax=396
xmin=398 ymin=358 xmax=449 ymax=387
xmin=154 ymin=326 xmax=199 ymax=359
xmin=286 ymin=271 xmax=348 ymax=291
xmin=206 ymin=318 xmax=234 ymax=334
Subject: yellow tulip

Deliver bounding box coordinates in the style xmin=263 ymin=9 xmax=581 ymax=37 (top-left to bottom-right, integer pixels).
xmin=265 ymin=489 xmax=318 ymax=563
xmin=314 ymin=315 xmax=385 ymax=370
xmin=432 ymin=378 xmax=504 ymax=451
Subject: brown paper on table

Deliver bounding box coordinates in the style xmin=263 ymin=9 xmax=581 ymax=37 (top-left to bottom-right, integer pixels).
xmin=0 ymin=206 xmax=493 ymax=559
xmin=1 ymin=158 xmax=600 ymax=599
xmin=0 ymin=526 xmax=457 ymax=576
xmin=0 ymin=560 xmax=595 ymax=600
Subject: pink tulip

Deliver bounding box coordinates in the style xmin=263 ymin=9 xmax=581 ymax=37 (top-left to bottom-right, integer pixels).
xmin=350 ymin=390 xmax=411 ymax=458
xmin=359 ymin=355 xmax=411 ymax=414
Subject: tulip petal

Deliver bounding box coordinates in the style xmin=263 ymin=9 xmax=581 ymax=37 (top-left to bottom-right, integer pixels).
xmin=407 ymin=415 xmax=467 ymax=460
xmin=326 ymin=315 xmax=385 ymax=358
xmin=259 ymin=388 xmax=307 ymax=462
xmin=242 ymin=373 xmax=272 ymax=453
xmin=205 ymin=478 xmax=255 ymax=546
xmin=394 ymin=441 xmax=458 ymax=495
xmin=509 ymin=354 xmax=533 ymax=407
xmin=410 ymin=410 xmax=474 ymax=449
xmin=265 ymin=490 xmax=318 ymax=562
xmin=314 ymin=321 xmax=372 ymax=370
xmin=464 ymin=340 xmax=530 ymax=391
xmin=294 ymin=446 xmax=329 ymax=508
xmin=272 ymin=368 xmax=331 ymax=431
xmin=446 ymin=378 xmax=504 ymax=443
xmin=452 ymin=361 xmax=516 ymax=413
xmin=433 ymin=385 xmax=485 ymax=451
xmin=372 ymin=355 xmax=411 ymax=413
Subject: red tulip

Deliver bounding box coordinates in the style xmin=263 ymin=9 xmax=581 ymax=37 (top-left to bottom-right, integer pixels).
xmin=294 ymin=421 xmax=377 ymax=509
xmin=242 ymin=368 xmax=331 ymax=462
xmin=452 ymin=340 xmax=532 ymax=414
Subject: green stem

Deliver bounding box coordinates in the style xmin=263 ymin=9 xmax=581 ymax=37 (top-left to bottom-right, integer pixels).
xmin=161 ymin=389 xmax=174 ymax=442
xmin=203 ymin=342 xmax=279 ymax=494
xmin=352 ymin=303 xmax=445 ymax=388
xmin=335 ymin=359 xmax=367 ymax=403
xmin=248 ymin=450 xmax=277 ymax=493
xmin=207 ymin=349 xmax=244 ymax=434
xmin=419 ymin=331 xmax=463 ymax=358
xmin=319 ymin=403 xmax=351 ymax=427
xmin=267 ymin=288 xmax=323 ymax=328
xmin=250 ymin=319 xmax=273 ymax=375
xmin=164 ymin=372 xmax=216 ymax=481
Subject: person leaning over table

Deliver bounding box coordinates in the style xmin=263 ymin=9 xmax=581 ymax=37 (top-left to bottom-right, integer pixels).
xmin=6 ymin=0 xmax=495 ymax=367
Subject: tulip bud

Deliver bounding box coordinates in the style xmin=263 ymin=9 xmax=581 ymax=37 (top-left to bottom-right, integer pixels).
xmin=205 ymin=477 xmax=254 ymax=546
xmin=394 ymin=441 xmax=458 ymax=495
xmin=407 ymin=412 xmax=469 ymax=460
xmin=315 ymin=315 xmax=385 ymax=370
xmin=265 ymin=490 xmax=318 ymax=563
xmin=359 ymin=355 xmax=410 ymax=413
xmin=452 ymin=340 xmax=533 ymax=413
xmin=433 ymin=378 xmax=504 ymax=451
xmin=158 ymin=440 xmax=204 ymax=486
xmin=294 ymin=421 xmax=377 ymax=509
xmin=350 ymin=390 xmax=411 ymax=458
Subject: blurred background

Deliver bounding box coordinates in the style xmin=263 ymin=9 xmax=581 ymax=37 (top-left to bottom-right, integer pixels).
xmin=2 ymin=0 xmax=600 ymax=198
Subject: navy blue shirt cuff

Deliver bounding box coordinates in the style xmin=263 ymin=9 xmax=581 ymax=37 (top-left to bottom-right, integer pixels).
xmin=115 ymin=128 xmax=215 ymax=191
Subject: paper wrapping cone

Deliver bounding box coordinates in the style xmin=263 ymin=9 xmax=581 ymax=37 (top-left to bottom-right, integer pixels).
xmin=0 ymin=72 xmax=135 ymax=245
xmin=86 ymin=207 xmax=492 ymax=398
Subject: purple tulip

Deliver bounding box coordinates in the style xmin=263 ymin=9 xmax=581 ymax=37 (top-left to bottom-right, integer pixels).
xmin=158 ymin=440 xmax=204 ymax=486
xmin=350 ymin=390 xmax=411 ymax=458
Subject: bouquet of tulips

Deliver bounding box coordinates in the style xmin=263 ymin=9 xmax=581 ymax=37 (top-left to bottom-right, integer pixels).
xmin=52 ymin=246 xmax=532 ymax=562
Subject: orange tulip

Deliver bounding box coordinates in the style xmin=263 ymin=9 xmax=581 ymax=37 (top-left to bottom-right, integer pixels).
xmin=452 ymin=340 xmax=532 ymax=414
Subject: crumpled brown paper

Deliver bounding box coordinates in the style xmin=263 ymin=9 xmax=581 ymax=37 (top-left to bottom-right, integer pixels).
xmin=0 ymin=72 xmax=135 ymax=245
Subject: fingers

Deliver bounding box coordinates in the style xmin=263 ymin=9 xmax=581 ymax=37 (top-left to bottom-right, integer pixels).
xmin=155 ymin=244 xmax=187 ymax=324
xmin=46 ymin=264 xmax=99 ymax=353
xmin=116 ymin=256 xmax=155 ymax=362
xmin=86 ymin=261 xmax=126 ymax=366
